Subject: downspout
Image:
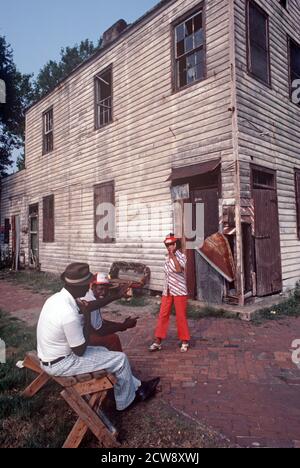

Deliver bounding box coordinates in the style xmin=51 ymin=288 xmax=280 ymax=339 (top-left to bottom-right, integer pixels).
xmin=229 ymin=0 xmax=244 ymax=306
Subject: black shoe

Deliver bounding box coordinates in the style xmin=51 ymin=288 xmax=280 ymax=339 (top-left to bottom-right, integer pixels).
xmin=135 ymin=377 xmax=160 ymax=403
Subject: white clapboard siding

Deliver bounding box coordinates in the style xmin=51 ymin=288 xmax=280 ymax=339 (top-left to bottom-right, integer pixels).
xmin=1 ymin=0 xmax=234 ymax=290
xmin=235 ymin=0 xmax=300 ymax=290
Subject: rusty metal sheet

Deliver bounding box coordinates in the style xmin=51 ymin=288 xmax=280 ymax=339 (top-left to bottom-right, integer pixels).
xmin=198 ymin=232 xmax=235 ymax=282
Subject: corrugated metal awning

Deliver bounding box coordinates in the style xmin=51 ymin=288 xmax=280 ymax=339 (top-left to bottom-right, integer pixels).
xmin=167 ymin=158 xmax=221 ymax=181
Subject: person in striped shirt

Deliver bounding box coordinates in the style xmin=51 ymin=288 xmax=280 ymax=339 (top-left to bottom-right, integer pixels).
xmin=149 ymin=234 xmax=190 ymax=353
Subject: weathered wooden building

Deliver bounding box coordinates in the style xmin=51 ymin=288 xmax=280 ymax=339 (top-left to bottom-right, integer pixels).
xmin=1 ymin=0 xmax=300 ymax=304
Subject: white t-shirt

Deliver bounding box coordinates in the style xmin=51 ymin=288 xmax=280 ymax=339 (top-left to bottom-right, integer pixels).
xmin=37 ymin=288 xmax=85 ymax=362
xmin=81 ymin=289 xmax=103 ymax=331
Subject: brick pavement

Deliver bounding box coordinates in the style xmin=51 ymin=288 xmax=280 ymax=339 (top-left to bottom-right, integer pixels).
xmin=0 ymin=279 xmax=300 ymax=448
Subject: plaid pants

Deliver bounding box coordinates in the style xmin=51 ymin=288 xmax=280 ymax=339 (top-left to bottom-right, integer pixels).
xmin=41 ymin=347 xmax=141 ymax=411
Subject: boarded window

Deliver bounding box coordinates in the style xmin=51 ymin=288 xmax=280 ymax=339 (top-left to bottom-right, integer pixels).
xmin=295 ymin=170 xmax=300 ymax=239
xmin=247 ymin=1 xmax=270 ymax=85
xmin=252 ymin=169 xmax=275 ymax=190
xmin=174 ymin=8 xmax=205 ymax=90
xmin=95 ymin=67 xmax=113 ymax=129
xmin=94 ymin=182 xmax=115 ymax=243
xmin=279 ymin=0 xmax=287 ymax=8
xmin=4 ymin=219 xmax=10 ymax=244
xmin=289 ymin=38 xmax=300 ymax=105
xmin=43 ymin=195 xmax=54 ymax=243
xmin=43 ymin=108 xmax=54 ymax=154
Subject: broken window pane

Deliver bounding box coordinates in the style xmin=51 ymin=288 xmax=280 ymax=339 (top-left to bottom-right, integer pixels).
xmin=185 ymin=18 xmax=193 ymax=36
xmin=95 ymin=67 xmax=113 ymax=129
xmin=174 ymin=8 xmax=205 ymax=90
xmin=194 ymin=13 xmax=202 ymax=32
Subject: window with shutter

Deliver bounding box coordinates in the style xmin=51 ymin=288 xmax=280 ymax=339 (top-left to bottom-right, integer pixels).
xmin=289 ymin=38 xmax=300 ymax=106
xmin=43 ymin=195 xmax=55 ymax=243
xmin=295 ymin=170 xmax=300 ymax=240
xmin=247 ymin=0 xmax=270 ymax=85
xmin=94 ymin=181 xmax=115 ymax=244
xmin=4 ymin=219 xmax=10 ymax=244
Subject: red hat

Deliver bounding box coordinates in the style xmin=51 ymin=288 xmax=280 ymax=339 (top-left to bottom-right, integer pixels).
xmin=164 ymin=235 xmax=178 ymax=245
xmin=90 ymin=272 xmax=111 ymax=287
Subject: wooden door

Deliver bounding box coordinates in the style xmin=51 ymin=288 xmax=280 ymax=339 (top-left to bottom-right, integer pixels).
xmin=253 ymin=187 xmax=282 ymax=296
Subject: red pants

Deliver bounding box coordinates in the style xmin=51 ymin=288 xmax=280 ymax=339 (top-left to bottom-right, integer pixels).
xmin=88 ymin=332 xmax=123 ymax=352
xmin=155 ymin=295 xmax=190 ymax=341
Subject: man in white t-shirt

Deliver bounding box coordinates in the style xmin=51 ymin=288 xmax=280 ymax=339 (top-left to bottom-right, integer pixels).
xmin=37 ymin=263 xmax=159 ymax=411
xmin=82 ymin=272 xmax=138 ymax=352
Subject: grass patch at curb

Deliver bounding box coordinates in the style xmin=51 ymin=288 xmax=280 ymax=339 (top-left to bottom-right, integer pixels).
xmin=252 ymin=283 xmax=300 ymax=324
xmin=0 ymin=309 xmax=75 ymax=448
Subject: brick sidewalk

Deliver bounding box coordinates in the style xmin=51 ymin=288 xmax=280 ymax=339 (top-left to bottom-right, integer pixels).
xmin=1 ymin=280 xmax=300 ymax=448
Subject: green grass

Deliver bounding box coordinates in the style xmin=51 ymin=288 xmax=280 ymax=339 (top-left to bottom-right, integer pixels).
xmin=253 ymin=294 xmax=300 ymax=324
xmin=0 ymin=270 xmax=62 ymax=294
xmin=0 ymin=309 xmax=74 ymax=448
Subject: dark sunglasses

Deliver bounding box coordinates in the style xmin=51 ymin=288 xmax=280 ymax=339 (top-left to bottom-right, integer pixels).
xmin=165 ymin=241 xmax=176 ymax=247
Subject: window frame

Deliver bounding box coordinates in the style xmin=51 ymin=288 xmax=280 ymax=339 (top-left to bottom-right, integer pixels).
xmin=246 ymin=0 xmax=271 ymax=87
xmin=94 ymin=65 xmax=113 ymax=130
xmin=171 ymin=2 xmax=206 ymax=93
xmin=42 ymin=107 xmax=54 ymax=155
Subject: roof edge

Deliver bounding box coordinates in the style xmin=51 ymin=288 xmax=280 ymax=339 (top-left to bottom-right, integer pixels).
xmin=26 ymin=0 xmax=175 ymax=113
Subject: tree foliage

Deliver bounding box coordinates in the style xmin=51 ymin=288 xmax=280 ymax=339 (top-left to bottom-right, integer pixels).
xmin=34 ymin=38 xmax=102 ymax=100
xmin=0 ymin=36 xmax=33 ymax=176
xmin=0 ymin=36 xmax=102 ymax=174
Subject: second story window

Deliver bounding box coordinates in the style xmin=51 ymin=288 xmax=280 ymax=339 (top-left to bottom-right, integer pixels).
xmin=174 ymin=8 xmax=205 ymax=90
xmin=247 ymin=0 xmax=270 ymax=86
xmin=43 ymin=108 xmax=53 ymax=154
xmin=289 ymin=38 xmax=300 ymax=106
xmin=95 ymin=67 xmax=113 ymax=129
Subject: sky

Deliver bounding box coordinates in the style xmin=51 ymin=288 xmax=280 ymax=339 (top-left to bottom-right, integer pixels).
xmin=0 ymin=0 xmax=159 ymax=76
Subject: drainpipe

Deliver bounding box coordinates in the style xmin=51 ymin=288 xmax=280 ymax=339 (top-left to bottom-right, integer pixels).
xmin=229 ymin=0 xmax=244 ymax=306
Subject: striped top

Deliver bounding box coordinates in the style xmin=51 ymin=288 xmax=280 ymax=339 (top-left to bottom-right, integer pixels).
xmin=162 ymin=250 xmax=188 ymax=297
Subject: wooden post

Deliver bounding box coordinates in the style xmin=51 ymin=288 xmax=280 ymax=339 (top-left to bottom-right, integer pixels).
xmin=229 ymin=0 xmax=245 ymax=306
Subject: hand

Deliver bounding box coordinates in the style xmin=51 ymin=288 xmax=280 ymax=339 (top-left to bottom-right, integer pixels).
xmin=76 ymin=299 xmax=90 ymax=316
xmin=118 ymin=283 xmax=133 ymax=299
xmin=122 ymin=316 xmax=138 ymax=330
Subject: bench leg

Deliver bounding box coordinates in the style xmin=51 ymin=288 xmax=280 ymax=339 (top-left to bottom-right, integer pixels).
xmin=61 ymin=387 xmax=119 ymax=448
xmin=62 ymin=392 xmax=101 ymax=448
xmin=22 ymin=372 xmax=51 ymax=398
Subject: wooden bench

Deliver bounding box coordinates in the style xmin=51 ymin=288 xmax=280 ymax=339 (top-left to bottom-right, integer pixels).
xmin=21 ymin=351 xmax=120 ymax=448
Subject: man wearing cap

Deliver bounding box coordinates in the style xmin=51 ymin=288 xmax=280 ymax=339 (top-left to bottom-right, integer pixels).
xmin=37 ymin=263 xmax=160 ymax=411
xmin=82 ymin=272 xmax=137 ymax=352
xmin=149 ymin=234 xmax=190 ymax=353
